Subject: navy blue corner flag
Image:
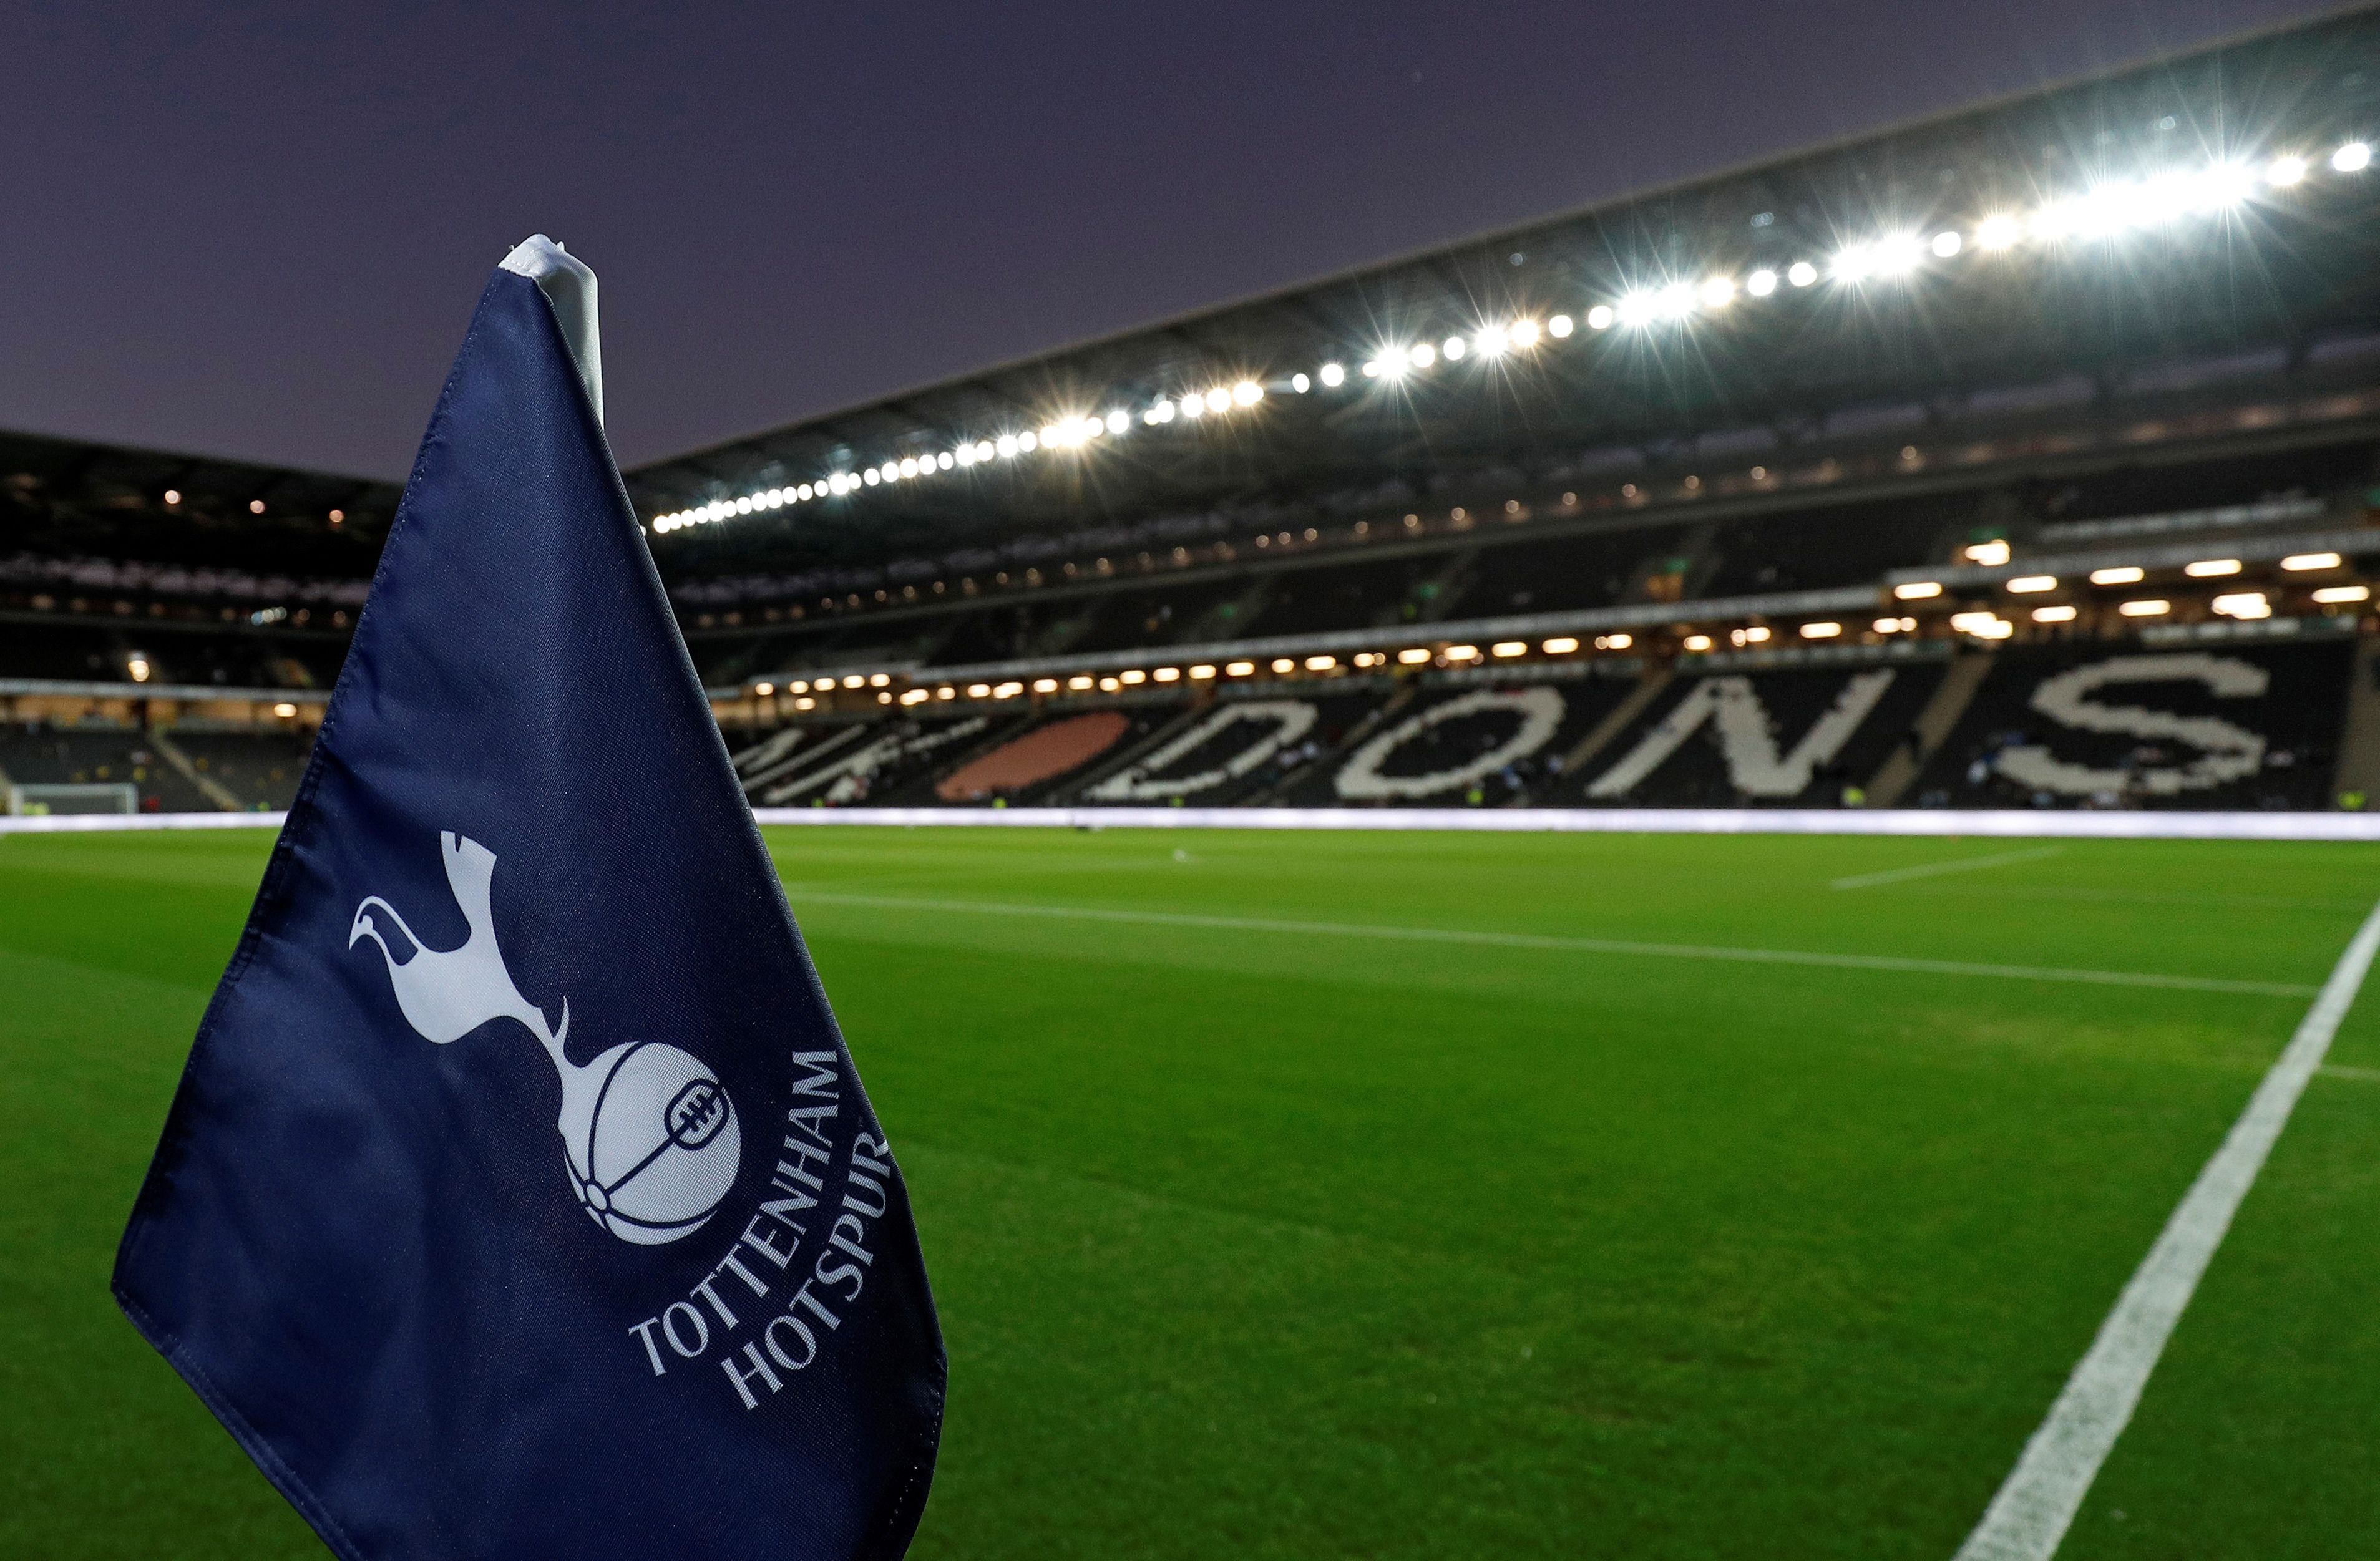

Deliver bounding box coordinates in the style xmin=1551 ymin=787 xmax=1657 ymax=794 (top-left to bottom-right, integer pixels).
xmin=115 ymin=238 xmax=944 ymax=1560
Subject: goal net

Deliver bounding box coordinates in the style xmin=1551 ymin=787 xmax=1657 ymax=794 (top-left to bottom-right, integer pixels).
xmin=7 ymin=782 xmax=139 ymax=816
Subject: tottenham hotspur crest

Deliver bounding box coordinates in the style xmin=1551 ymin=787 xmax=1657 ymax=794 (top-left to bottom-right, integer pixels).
xmin=349 ymin=832 xmax=741 ymax=1245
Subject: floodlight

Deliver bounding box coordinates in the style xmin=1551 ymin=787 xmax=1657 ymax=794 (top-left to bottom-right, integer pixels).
xmin=1787 ymin=260 xmax=1818 ymax=287
xmin=1586 ymin=304 xmax=1615 ymax=329
xmin=1396 ymin=648 xmax=1431 ymax=664
xmin=1974 ymin=213 xmax=2021 ymax=250
xmin=1541 ymin=637 xmax=1579 ymax=654
xmin=1232 ymin=381 xmax=1261 ymax=406
xmin=2282 ymin=552 xmax=2342 ymax=571
xmin=2313 ymin=585 xmax=2371 ymax=603
xmin=1654 ymin=282 xmax=1697 ymax=319
xmin=2032 ymin=605 xmax=2077 ymax=623
xmin=1547 ymin=314 xmax=1574 ymax=338
xmin=1894 ymin=581 xmax=1943 ymax=600
xmin=1700 ymin=276 xmax=1736 ymax=308
xmin=2267 ymin=154 xmax=2308 ymax=187
xmin=2336 ymin=142 xmax=2372 ymax=172
xmin=1018 ymin=432 xmax=1039 ymax=451
xmin=1409 ymin=343 xmax=1436 ymax=368
xmin=1470 ymin=327 xmax=1503 ymax=357
xmin=1491 ymin=641 xmax=1526 ymax=658
xmin=1746 ymin=268 xmax=1778 ymax=297
xmin=1291 ymin=372 xmax=1311 ymax=392
xmin=1319 ymin=362 xmax=1346 ymax=386
xmin=1800 ymin=621 xmax=1842 ymax=638
xmin=1931 ymin=230 xmax=1963 ymax=258
xmin=2184 ymin=558 xmax=2241 ymax=577
xmin=1508 ymin=318 xmax=1541 ymax=348
xmin=1442 ymin=335 xmax=1467 ymax=360
xmin=2212 ymin=592 xmax=2270 ymax=619
xmin=1106 ymin=409 xmax=1129 ymax=434
xmin=1832 ymin=243 xmax=1875 ymax=281
xmin=2006 ymin=575 xmax=2056 ymax=593
xmin=1206 ymin=387 xmax=1232 ymax=412
xmin=1871 ymin=233 xmax=1924 ymax=276
xmin=2117 ymin=599 xmax=2170 ymax=616
xmin=2090 ymin=566 xmax=2145 ymax=585
xmin=1682 ymin=634 xmax=1713 ymax=651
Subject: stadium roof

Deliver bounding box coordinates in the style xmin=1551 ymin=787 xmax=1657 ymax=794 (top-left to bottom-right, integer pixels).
xmin=0 ymin=427 xmax=397 ymax=577
xmin=628 ymin=7 xmax=2380 ymax=578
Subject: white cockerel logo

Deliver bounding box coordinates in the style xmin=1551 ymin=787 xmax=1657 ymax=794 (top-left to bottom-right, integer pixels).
xmin=351 ymin=832 xmax=741 ymax=1245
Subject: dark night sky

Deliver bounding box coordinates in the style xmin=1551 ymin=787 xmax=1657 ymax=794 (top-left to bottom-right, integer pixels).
xmin=0 ymin=1 xmax=2343 ymax=480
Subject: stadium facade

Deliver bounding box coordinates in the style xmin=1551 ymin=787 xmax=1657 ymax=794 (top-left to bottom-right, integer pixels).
xmin=9 ymin=10 xmax=2380 ymax=816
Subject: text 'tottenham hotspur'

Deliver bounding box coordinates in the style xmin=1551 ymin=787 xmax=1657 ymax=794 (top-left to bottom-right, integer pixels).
xmin=626 ymin=1050 xmax=894 ymax=1411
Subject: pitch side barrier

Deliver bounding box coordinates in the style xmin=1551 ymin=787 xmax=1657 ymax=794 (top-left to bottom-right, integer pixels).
xmin=16 ymin=807 xmax=2380 ymax=842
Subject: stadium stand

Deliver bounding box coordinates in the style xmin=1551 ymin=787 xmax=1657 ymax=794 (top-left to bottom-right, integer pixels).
xmin=1905 ymin=635 xmax=2353 ymax=810
xmin=11 ymin=13 xmax=2380 ymax=816
xmin=0 ymin=725 xmax=213 ymax=814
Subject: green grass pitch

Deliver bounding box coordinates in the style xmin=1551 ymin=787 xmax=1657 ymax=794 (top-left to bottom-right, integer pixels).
xmin=6 ymin=824 xmax=2380 ymax=1559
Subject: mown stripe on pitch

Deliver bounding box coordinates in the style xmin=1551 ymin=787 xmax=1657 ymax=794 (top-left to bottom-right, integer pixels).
xmin=787 ymin=889 xmax=2319 ymax=998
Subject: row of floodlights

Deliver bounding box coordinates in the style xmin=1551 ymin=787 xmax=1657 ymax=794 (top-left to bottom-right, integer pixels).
xmin=743 ymin=563 xmax=2373 ymax=706
xmin=650 ymin=142 xmax=2376 ymax=538
xmin=748 ymin=636 xmax=1644 ymax=705
xmin=1897 ymin=546 xmax=2356 ymax=596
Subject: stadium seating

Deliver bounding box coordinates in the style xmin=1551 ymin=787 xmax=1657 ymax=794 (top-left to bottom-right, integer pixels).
xmin=1905 ymin=636 xmax=2353 ymax=810
xmin=1277 ymin=676 xmax=1635 ymax=807
xmin=1564 ymin=658 xmax=1945 ymax=807
xmin=0 ymin=726 xmax=215 ymax=812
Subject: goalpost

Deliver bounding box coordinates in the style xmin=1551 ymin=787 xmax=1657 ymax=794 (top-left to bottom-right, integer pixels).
xmin=6 ymin=782 xmax=139 ymax=816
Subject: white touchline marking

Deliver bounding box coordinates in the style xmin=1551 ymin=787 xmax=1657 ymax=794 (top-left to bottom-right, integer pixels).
xmin=2318 ymin=1063 xmax=2380 ymax=1084
xmin=787 ymin=890 xmax=2318 ymax=998
xmin=1951 ymin=892 xmax=2380 ymax=1561
xmin=1831 ymin=845 xmax=2067 ymax=891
